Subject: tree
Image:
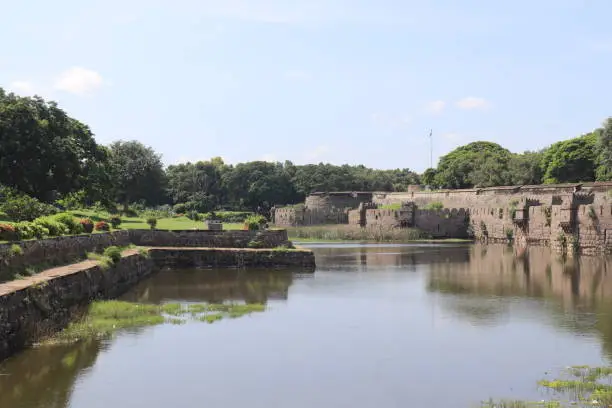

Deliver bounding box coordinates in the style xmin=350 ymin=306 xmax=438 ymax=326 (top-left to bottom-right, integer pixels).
xmin=597 ymin=118 xmax=612 ymax=181
xmin=540 ymin=133 xmax=598 ymax=184
xmin=108 ymin=140 xmax=167 ymax=210
xmin=509 ymin=151 xmax=544 ymax=185
xmin=433 ymin=142 xmax=513 ymax=188
xmin=222 ymin=161 xmax=298 ymax=210
xmin=166 ymin=160 xmax=224 ymax=212
xmin=0 ymin=88 xmax=107 ymax=201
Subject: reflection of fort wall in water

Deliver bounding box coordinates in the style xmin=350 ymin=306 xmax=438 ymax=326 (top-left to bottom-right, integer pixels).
xmin=428 ymin=245 xmax=612 ymax=310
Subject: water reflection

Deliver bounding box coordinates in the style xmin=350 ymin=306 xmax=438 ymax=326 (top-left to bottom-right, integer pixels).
xmin=0 ymin=340 xmax=103 ymax=408
xmin=427 ymin=245 xmax=612 ymax=356
xmin=121 ymin=268 xmax=298 ymax=304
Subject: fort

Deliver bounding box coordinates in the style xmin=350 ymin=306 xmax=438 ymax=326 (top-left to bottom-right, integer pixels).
xmin=272 ymin=182 xmax=612 ymax=255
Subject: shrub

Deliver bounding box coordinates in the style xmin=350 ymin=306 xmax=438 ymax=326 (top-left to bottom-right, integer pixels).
xmin=186 ymin=211 xmax=201 ymax=221
xmin=110 ymin=215 xmax=122 ymax=229
xmin=55 ymin=190 xmax=87 ymax=210
xmin=53 ymin=213 xmax=83 ymax=234
xmin=9 ymin=244 xmax=23 ymax=256
xmin=34 ymin=217 xmax=68 ymax=236
xmin=204 ymin=211 xmax=252 ymax=223
xmin=103 ymin=246 xmax=122 ymax=264
xmin=95 ymin=221 xmax=110 ymax=232
xmin=80 ymin=218 xmax=94 ymax=233
xmin=146 ymin=217 xmax=157 ymax=229
xmin=173 ymin=203 xmax=188 ymax=214
xmin=423 ymin=202 xmax=444 ymax=211
xmin=244 ymin=215 xmax=266 ymax=231
xmin=0 ymin=224 xmax=17 ymax=241
xmin=16 ymin=222 xmax=49 ymax=239
xmin=1 ymin=194 xmax=57 ymax=221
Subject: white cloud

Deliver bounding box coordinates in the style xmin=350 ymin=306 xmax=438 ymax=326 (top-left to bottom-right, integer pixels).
xmin=284 ymin=70 xmax=311 ymax=81
xmin=54 ymin=67 xmax=104 ymax=95
xmin=425 ymin=100 xmax=446 ymax=114
xmin=456 ymin=97 xmax=490 ymax=110
xmin=7 ymin=81 xmax=36 ymax=96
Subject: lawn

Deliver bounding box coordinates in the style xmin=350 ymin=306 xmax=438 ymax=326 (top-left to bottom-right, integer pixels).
xmin=68 ymin=210 xmax=244 ymax=231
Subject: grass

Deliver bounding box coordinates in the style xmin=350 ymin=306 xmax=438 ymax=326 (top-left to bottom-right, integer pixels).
xmin=483 ymin=365 xmax=612 ymax=407
xmin=47 ymin=300 xmax=267 ymax=344
xmin=68 ymin=210 xmax=244 ymax=231
xmin=379 ymin=203 xmax=402 ymax=210
xmin=286 ymin=225 xmax=434 ymax=242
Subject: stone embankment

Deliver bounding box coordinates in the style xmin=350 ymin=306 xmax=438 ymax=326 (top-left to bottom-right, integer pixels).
xmin=0 ymin=229 xmax=315 ymax=362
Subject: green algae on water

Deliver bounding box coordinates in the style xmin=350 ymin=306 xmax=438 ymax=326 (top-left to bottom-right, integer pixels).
xmin=483 ymin=365 xmax=612 ymax=407
xmin=47 ymin=300 xmax=267 ymax=344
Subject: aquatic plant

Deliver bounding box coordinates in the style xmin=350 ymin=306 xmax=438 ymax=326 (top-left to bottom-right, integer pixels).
xmin=47 ymin=300 xmax=267 ymax=344
xmin=483 ymin=365 xmax=612 ymax=407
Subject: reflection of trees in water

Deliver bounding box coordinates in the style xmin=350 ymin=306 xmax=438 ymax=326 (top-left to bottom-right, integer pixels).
xmin=427 ymin=244 xmax=612 ymax=357
xmin=0 ymin=339 xmax=102 ymax=408
xmin=122 ymin=269 xmax=296 ymax=304
xmin=311 ymin=244 xmax=471 ymax=272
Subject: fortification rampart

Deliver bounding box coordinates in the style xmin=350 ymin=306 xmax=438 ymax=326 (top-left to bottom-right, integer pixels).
xmin=273 ymin=182 xmax=612 ymax=255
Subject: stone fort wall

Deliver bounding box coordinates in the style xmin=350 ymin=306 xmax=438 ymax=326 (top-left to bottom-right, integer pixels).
xmin=272 ymin=182 xmax=612 ymax=255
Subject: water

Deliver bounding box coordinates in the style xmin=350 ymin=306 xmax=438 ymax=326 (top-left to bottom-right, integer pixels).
xmin=1 ymin=243 xmax=612 ymax=408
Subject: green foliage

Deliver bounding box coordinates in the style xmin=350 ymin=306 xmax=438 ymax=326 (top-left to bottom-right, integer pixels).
xmin=33 ymin=216 xmax=68 ymax=236
xmin=379 ymin=203 xmax=402 ymax=210
xmin=541 ymin=133 xmax=598 ymax=184
xmin=434 ymin=142 xmax=513 ymax=188
xmin=0 ymin=90 xmax=109 ymax=201
xmin=9 ymin=244 xmax=23 ymax=256
xmin=103 ymin=246 xmax=122 ymax=264
xmin=588 ymin=205 xmax=598 ymax=220
xmin=186 ymin=211 xmax=201 ymax=221
xmin=108 ymin=140 xmax=167 ymax=210
xmin=56 ymin=190 xmax=87 ymax=210
xmin=203 ymin=211 xmax=252 ymax=223
xmin=509 ymin=151 xmax=544 ymax=185
xmin=244 ymin=214 xmax=267 ymax=230
xmin=14 ymin=221 xmax=49 ymax=240
xmin=146 ymin=217 xmax=158 ymax=229
xmin=286 ymin=225 xmax=431 ymax=242
xmin=0 ymin=223 xmax=16 ymax=241
xmin=173 ymin=203 xmax=188 ymax=214
xmin=505 ymin=228 xmax=514 ymax=241
xmin=1 ymin=194 xmax=57 ymax=221
xmin=423 ymin=202 xmax=444 ymax=211
xmin=53 ymin=213 xmax=83 ymax=234
xmin=109 ymin=215 xmax=122 ymax=228
xmin=596 ymin=118 xmax=612 ymax=181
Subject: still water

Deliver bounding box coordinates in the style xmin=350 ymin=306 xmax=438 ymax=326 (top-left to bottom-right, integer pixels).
xmin=2 ymin=243 xmax=612 ymax=408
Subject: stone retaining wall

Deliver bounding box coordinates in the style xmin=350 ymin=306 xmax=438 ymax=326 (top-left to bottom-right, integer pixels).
xmin=0 ymin=229 xmax=291 ymax=280
xmin=149 ymin=248 xmax=316 ymax=270
xmin=129 ymin=229 xmax=290 ymax=248
xmin=0 ymin=252 xmax=154 ymax=362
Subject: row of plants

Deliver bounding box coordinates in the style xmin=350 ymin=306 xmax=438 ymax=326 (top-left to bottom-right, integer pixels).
xmin=0 ymin=213 xmax=118 ymax=241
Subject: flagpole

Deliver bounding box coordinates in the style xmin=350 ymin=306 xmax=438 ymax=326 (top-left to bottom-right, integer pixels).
xmin=429 ymin=129 xmax=433 ymax=169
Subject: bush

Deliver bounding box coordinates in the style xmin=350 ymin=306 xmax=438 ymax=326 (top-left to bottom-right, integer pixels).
xmin=95 ymin=221 xmax=110 ymax=232
xmin=146 ymin=217 xmax=157 ymax=229
xmin=34 ymin=217 xmax=68 ymax=236
xmin=423 ymin=202 xmax=444 ymax=211
xmin=110 ymin=215 xmax=122 ymax=229
xmin=1 ymin=194 xmax=57 ymax=221
xmin=53 ymin=213 xmax=83 ymax=234
xmin=173 ymin=203 xmax=188 ymax=214
xmin=186 ymin=211 xmax=201 ymax=221
xmin=13 ymin=221 xmax=49 ymax=240
xmin=244 ymin=215 xmax=266 ymax=231
xmin=0 ymin=224 xmax=17 ymax=241
xmin=103 ymin=246 xmax=122 ymax=264
xmin=203 ymin=211 xmax=252 ymax=223
xmin=80 ymin=218 xmax=94 ymax=233
xmin=55 ymin=190 xmax=87 ymax=210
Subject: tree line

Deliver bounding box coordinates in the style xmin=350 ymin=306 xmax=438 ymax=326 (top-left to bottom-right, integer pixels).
xmin=0 ymin=89 xmax=419 ymax=212
xmin=1 ymin=89 xmax=610 ymax=213
xmin=423 ymin=125 xmax=612 ymax=189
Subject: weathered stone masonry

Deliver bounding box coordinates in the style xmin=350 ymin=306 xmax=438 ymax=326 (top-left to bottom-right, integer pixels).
xmin=273 ymin=182 xmax=612 ymax=254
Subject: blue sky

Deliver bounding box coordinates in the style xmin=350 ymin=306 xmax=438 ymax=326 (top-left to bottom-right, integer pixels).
xmin=2 ymin=0 xmax=612 ymax=172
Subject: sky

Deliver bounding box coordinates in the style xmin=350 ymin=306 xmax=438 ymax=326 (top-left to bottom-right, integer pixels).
xmin=2 ymin=0 xmax=612 ymax=172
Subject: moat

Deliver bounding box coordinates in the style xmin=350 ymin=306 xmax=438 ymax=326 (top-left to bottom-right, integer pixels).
xmin=1 ymin=243 xmax=612 ymax=407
